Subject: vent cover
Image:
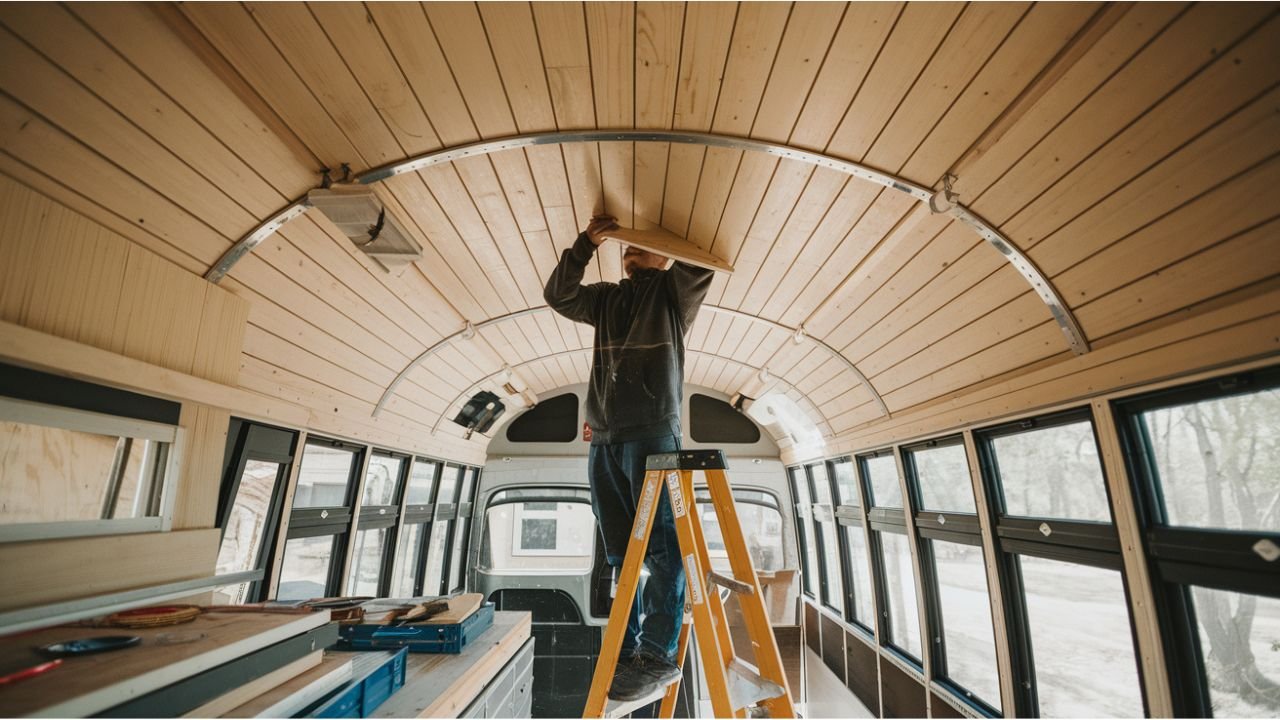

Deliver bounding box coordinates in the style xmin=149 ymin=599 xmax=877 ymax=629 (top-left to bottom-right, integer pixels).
xmin=307 ymin=185 xmax=422 ymax=272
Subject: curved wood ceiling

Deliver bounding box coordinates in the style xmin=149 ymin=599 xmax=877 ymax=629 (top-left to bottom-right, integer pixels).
xmin=1 ymin=2 xmax=1276 ymax=460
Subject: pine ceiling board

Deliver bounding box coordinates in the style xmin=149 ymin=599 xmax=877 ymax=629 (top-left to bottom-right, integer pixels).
xmin=534 ymin=2 xmax=596 ymax=130
xmin=717 ymin=316 xmax=771 ymax=370
xmin=820 ymin=212 xmax=963 ymax=354
xmin=365 ymin=3 xmax=475 ymax=148
xmin=686 ymin=148 xmax=742 ymax=250
xmin=489 ymin=152 xmax=553 ymax=235
xmin=685 ymin=307 xmax=713 ymax=354
xmin=526 ymin=230 xmax=578 ymax=349
xmin=308 ymin=2 xmax=441 ymax=157
xmin=0 ymin=25 xmax=255 ymax=249
xmin=416 ymin=165 xmax=528 ymax=315
xmin=0 ymin=4 xmax=280 ymax=221
xmin=879 ymin=322 xmax=1066 ymax=415
xmin=815 ymin=378 xmax=875 ymax=420
xmin=515 ymin=314 xmax=556 ymax=360
xmin=898 ymin=2 xmax=1100 ymax=186
xmin=1032 ymin=84 xmax=1280 ymax=294
xmin=789 ymin=2 xmax=901 ymax=152
xmin=661 ymin=145 xmax=703 ymax=239
xmin=736 ymin=168 xmax=849 ymax=316
xmin=1008 ymin=14 xmax=1280 ymax=264
xmin=703 ymin=154 xmax=785 ymax=305
xmin=635 ymin=3 xmax=683 ymax=127
xmin=711 ymin=315 xmax=755 ymax=361
xmin=452 ymin=159 xmax=548 ymax=308
xmin=524 ymin=148 xmax=602 ymax=284
xmin=479 ymin=3 xmax=557 ymax=134
xmin=710 ymin=2 xmax=790 ymax=136
xmin=783 ymin=191 xmax=919 ymax=332
xmin=750 ymin=2 xmax=846 ymax=144
xmin=380 ymin=176 xmax=507 ymax=317
xmin=180 ymin=2 xmax=360 ymax=169
xmin=862 ymin=3 xmax=1030 ymax=178
xmin=968 ymin=3 xmax=1267 ymax=228
xmin=0 ymin=107 xmax=213 ymax=272
xmin=1078 ymin=226 xmax=1280 ymax=347
xmin=418 ymin=3 xmax=516 ymax=138
xmin=671 ymin=2 xmax=735 ymax=131
xmin=477 ymin=324 xmax=534 ymax=377
xmin=247 ymin=3 xmax=404 ymax=167
xmin=834 ymin=230 xmax=982 ymax=372
xmin=585 ymin=2 xmax=633 ymax=129
xmin=865 ymin=277 xmax=1048 ymax=387
xmin=1057 ymin=157 xmax=1280 ymax=311
xmin=794 ymin=355 xmax=847 ymax=399
xmin=429 ymin=344 xmax=496 ymax=396
xmin=744 ymin=327 xmax=792 ymax=371
xmin=600 ymin=142 xmax=636 ymax=235
xmin=244 ymin=323 xmax=390 ymax=406
xmin=947 ymin=3 xmax=1176 ymax=201
xmin=758 ymin=180 xmax=882 ymax=320
xmin=825 ymin=2 xmax=964 ymax=162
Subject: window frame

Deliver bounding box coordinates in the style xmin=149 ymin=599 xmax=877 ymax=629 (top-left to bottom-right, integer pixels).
xmin=901 ymin=434 xmax=1001 ymax=717
xmin=346 ymin=450 xmax=411 ymax=596
xmin=788 ymin=466 xmax=818 ymax=599
xmin=277 ymin=435 xmax=365 ymax=599
xmin=390 ymin=456 xmax=444 ymax=597
xmin=975 ymin=408 xmax=1148 ymax=718
xmin=830 ymin=455 xmax=878 ymax=637
xmin=858 ymin=448 xmax=925 ymax=669
xmin=1114 ymin=367 xmax=1280 ymax=717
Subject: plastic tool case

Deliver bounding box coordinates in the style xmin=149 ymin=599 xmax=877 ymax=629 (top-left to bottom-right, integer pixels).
xmin=305 ymin=648 xmax=408 ymax=718
xmin=337 ymin=603 xmax=495 ymax=653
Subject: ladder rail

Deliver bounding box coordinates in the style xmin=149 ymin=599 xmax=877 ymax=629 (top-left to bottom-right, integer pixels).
xmin=705 ymin=469 xmax=797 ymax=718
xmin=582 ymin=470 xmax=665 ymax=718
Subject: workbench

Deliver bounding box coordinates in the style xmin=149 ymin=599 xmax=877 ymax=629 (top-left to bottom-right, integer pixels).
xmin=369 ymin=610 xmax=533 ymax=719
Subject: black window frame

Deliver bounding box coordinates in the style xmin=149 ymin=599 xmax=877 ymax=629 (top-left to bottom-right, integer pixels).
xmin=346 ymin=450 xmax=411 ymax=597
xmin=788 ymin=466 xmax=818 ymax=599
xmin=975 ymin=407 xmax=1148 ymax=718
xmin=447 ymin=466 xmax=482 ymax=593
xmin=424 ymin=463 xmax=465 ymax=596
xmin=830 ymin=455 xmax=877 ymax=637
xmin=807 ymin=461 xmax=845 ymax=616
xmin=278 ymin=435 xmax=365 ymax=599
xmin=395 ymin=456 xmax=444 ymax=597
xmin=858 ymin=448 xmax=923 ymax=669
xmin=901 ymin=434 xmax=1000 ymax=717
xmin=1114 ymin=366 xmax=1280 ymax=717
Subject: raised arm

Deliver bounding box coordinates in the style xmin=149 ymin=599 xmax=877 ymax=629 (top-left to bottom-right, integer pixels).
xmin=666 ymin=260 xmax=715 ymax=331
xmin=543 ymin=216 xmax=618 ymax=325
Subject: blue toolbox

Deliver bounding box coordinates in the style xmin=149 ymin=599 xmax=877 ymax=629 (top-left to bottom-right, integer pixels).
xmin=305 ymin=647 xmax=407 ymax=718
xmin=337 ymin=602 xmax=494 ymax=654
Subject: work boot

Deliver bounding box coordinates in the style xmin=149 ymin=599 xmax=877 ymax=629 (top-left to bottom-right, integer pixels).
xmin=608 ymin=651 xmax=681 ymax=701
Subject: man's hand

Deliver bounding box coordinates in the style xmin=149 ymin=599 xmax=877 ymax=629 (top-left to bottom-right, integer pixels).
xmin=585 ymin=214 xmax=618 ymax=246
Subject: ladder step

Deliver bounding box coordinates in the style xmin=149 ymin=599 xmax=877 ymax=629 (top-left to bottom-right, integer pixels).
xmin=603 ymin=682 xmax=674 ymax=718
xmin=725 ymin=658 xmax=786 ymax=712
xmin=707 ymin=571 xmax=755 ymax=595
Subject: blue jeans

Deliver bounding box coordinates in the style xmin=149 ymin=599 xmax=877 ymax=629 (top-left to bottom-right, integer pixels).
xmin=588 ymin=433 xmax=686 ymax=661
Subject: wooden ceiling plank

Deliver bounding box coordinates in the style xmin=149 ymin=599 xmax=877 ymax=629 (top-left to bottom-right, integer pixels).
xmin=863 ymin=2 xmax=1031 ymax=176
xmin=782 ymin=191 xmax=918 ymax=332
xmin=589 ymin=0 xmax=634 ymax=280
xmin=247 ymin=2 xmax=402 ymax=166
xmin=66 ymin=3 xmax=315 ymax=200
xmin=671 ymin=1 xmax=736 ymax=133
xmin=179 ymin=2 xmax=360 ymax=169
xmin=825 ymin=2 xmax=965 ymax=162
xmin=307 ymin=2 xmax=441 ymax=157
xmin=703 ymin=153 xmax=783 ymax=306
xmin=0 ymin=24 xmax=255 ymax=246
xmin=736 ymin=168 xmax=849 ymax=316
xmin=750 ymin=2 xmax=846 ymax=144
xmin=1008 ymin=14 xmax=1280 ymax=260
xmin=244 ymin=323 xmax=389 ymax=405
xmin=711 ymin=315 xmax=753 ymax=361
xmin=900 ymin=2 xmax=1100 ymax=186
xmin=757 ymin=180 xmax=881 ymax=320
xmin=367 ymin=3 xmax=477 ymax=148
xmin=789 ymin=2 xmax=902 ymax=152
xmin=1057 ymin=157 xmax=1280 ymax=314
xmin=452 ymin=158 xmax=548 ymax=308
xmin=710 ymin=2 xmax=790 ymax=137
xmin=1076 ymin=220 xmax=1280 ymax=344
xmin=969 ymin=3 xmax=1268 ymax=226
xmin=744 ymin=327 xmax=791 ymax=371
xmin=632 ymin=2 xmax=682 ymax=246
xmin=481 ymin=2 xmax=557 ymax=133
xmin=821 ymin=214 xmax=964 ymax=355
xmin=422 ymin=2 xmax=518 ymax=138
xmin=717 ymin=316 xmax=770 ymax=371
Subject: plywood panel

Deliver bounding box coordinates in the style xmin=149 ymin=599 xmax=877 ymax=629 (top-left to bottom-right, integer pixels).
xmin=174 ymin=404 xmax=232 ymax=530
xmin=0 ymin=528 xmax=218 ymax=611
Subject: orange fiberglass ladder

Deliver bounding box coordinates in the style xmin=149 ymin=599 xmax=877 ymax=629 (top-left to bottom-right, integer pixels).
xmin=582 ymin=450 xmax=796 ymax=719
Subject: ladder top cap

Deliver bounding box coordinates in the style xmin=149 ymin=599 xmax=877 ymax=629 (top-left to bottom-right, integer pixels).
xmin=645 ymin=450 xmax=728 ymax=471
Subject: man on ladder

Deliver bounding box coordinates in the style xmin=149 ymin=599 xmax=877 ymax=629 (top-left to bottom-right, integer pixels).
xmin=544 ymin=214 xmax=714 ymax=707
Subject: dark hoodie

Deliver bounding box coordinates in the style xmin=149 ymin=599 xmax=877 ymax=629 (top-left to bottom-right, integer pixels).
xmin=543 ymin=233 xmax=714 ymax=445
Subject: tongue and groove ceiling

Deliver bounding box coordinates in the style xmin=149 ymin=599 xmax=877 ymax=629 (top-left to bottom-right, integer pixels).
xmin=1 ymin=2 xmax=1277 ymax=461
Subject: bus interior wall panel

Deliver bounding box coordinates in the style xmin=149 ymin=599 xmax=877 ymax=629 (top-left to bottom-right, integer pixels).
xmin=844 ymin=628 xmax=880 ymax=715
xmin=805 ymin=601 xmax=821 ymax=658
xmin=879 ymin=657 xmax=928 ymax=720
xmin=819 ymin=611 xmax=846 ymax=686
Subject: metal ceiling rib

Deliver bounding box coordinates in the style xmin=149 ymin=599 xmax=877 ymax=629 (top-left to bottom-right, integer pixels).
xmin=372 ymin=303 xmax=889 ymax=423
xmin=429 ymin=345 xmax=839 ymax=441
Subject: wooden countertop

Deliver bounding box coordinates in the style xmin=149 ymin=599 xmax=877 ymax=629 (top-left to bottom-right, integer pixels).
xmin=367 ymin=610 xmax=532 ymax=719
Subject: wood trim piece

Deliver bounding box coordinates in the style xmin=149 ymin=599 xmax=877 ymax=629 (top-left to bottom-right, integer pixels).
xmin=1091 ymin=399 xmax=1174 ymax=717
xmin=0 ymin=319 xmax=309 ymax=427
xmin=202 ymin=131 xmax=1089 ymax=360
xmin=0 ymin=527 xmax=218 ymax=611
xmin=962 ymin=431 xmax=1017 ymax=715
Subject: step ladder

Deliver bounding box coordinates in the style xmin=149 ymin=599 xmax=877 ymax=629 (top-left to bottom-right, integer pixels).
xmin=583 ymin=450 xmax=795 ymax=719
